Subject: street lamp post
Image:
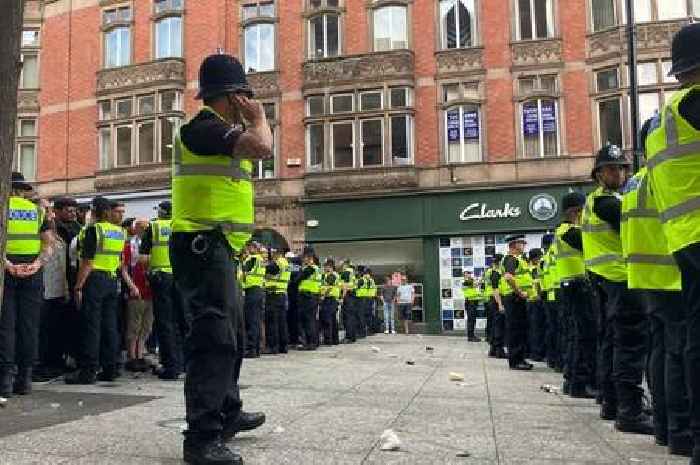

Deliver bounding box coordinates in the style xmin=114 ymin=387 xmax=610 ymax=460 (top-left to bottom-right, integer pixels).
xmin=626 ymin=0 xmax=641 ymax=172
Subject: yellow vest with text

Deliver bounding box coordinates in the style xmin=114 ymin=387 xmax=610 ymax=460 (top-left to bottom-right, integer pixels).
xmin=621 ymin=168 xmax=681 ymax=291
xmin=498 ymin=255 xmax=529 ymax=296
xmin=299 ymin=264 xmax=322 ymax=294
xmin=355 ymin=277 xmax=368 ymax=298
xmin=265 ymin=256 xmax=290 ymax=294
xmin=646 ymin=85 xmax=700 ymax=253
xmin=582 ymin=187 xmax=627 ymax=282
xmin=555 ymin=222 xmax=586 ymax=281
xmin=367 ymin=276 xmax=377 ymax=298
xmin=7 ymin=196 xmax=42 ymax=256
xmin=243 ymin=254 xmax=266 ymax=289
xmin=171 ymin=107 xmax=254 ymax=253
xmin=92 ymin=222 xmax=125 ymax=274
xmin=149 ymin=219 xmax=172 ymax=273
xmin=463 ymin=282 xmax=481 ymax=302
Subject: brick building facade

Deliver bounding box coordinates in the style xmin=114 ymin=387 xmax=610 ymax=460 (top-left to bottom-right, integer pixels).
xmin=15 ymin=0 xmax=693 ymax=330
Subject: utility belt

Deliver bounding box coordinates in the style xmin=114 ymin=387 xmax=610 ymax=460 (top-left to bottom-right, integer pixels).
xmin=265 ymin=288 xmax=286 ymax=295
xmin=560 ymin=276 xmax=589 ymax=288
xmin=173 ymin=229 xmax=233 ymax=257
xmin=299 ymin=290 xmax=320 ymax=297
xmin=90 ymin=269 xmax=118 ymax=279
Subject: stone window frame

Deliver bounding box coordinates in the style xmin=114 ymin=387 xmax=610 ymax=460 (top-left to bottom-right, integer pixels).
xmin=15 ymin=117 xmax=38 ymax=181
xmin=512 ymin=0 xmax=559 ymax=42
xmin=101 ymin=2 xmax=134 ymax=69
xmin=239 ymin=0 xmax=279 ymax=74
xmin=252 ymin=100 xmax=280 ymax=180
xmin=367 ymin=0 xmax=414 ymax=53
xmin=304 ymin=0 xmax=345 ymax=60
xmin=438 ymin=79 xmax=486 ymax=164
xmin=513 ymin=72 xmax=564 ymax=159
xmin=436 ymin=0 xmax=482 ymax=50
xmin=304 ymin=83 xmax=416 ymax=172
xmin=151 ymin=0 xmax=185 ymax=60
xmin=96 ymin=88 xmax=185 ymax=171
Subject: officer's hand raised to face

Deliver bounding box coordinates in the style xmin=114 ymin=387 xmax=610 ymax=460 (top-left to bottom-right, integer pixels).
xmin=232 ymin=95 xmax=274 ymax=161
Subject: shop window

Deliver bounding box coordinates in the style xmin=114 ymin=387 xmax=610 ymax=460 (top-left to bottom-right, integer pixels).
xmin=242 ymin=2 xmax=276 ymax=73
xmin=97 ymin=90 xmax=184 ymax=170
xmin=373 ymin=5 xmax=408 ymax=51
xmin=515 ymin=0 xmax=554 ymax=40
xmin=591 ymin=0 xmax=616 ymax=31
xmin=439 ymin=0 xmax=477 ymax=49
xmin=309 ymin=13 xmax=340 ymax=59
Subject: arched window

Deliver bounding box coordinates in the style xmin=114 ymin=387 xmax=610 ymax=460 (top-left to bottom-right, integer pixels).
xmin=439 ymin=0 xmax=476 ymax=49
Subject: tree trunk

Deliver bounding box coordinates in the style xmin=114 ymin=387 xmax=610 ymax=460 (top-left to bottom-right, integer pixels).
xmin=0 ymin=1 xmax=25 ymax=309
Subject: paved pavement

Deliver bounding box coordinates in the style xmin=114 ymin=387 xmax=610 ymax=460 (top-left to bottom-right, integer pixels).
xmin=0 ymin=334 xmax=688 ymax=465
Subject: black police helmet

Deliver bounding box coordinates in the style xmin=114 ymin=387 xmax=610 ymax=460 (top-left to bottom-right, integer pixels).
xmin=561 ymin=192 xmax=586 ymax=212
xmin=591 ymin=144 xmax=630 ymax=179
xmin=11 ymin=172 xmax=32 ymax=191
xmin=668 ymin=23 xmax=700 ymax=78
xmin=156 ymin=200 xmax=172 ymax=215
xmin=196 ymin=54 xmax=254 ymax=101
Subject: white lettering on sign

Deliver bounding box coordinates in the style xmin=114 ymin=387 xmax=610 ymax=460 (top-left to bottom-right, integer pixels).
xmin=459 ymin=203 xmax=522 ymax=221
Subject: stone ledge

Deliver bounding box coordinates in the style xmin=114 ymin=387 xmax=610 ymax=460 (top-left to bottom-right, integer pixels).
xmin=435 ymin=48 xmax=484 ymax=77
xmin=587 ymin=19 xmax=688 ymax=62
xmin=96 ymin=59 xmax=185 ymax=96
xmin=94 ymin=164 xmax=171 ymax=191
xmin=303 ymin=50 xmax=414 ymax=89
xmin=304 ymin=167 xmax=419 ymax=197
xmin=511 ymin=39 xmax=563 ymax=69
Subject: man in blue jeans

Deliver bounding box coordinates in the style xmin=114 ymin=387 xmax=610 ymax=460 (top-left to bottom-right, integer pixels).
xmin=380 ymin=277 xmax=397 ymax=334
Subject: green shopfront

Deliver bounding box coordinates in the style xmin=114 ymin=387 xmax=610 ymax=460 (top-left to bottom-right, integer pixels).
xmin=303 ymin=183 xmax=588 ymax=334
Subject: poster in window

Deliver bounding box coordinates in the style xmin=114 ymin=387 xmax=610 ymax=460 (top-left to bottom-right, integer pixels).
xmin=463 ymin=110 xmax=480 ymax=140
xmin=447 ymin=110 xmax=460 ymax=142
xmin=541 ymin=101 xmax=557 ymax=134
xmin=523 ymin=102 xmax=539 ymax=136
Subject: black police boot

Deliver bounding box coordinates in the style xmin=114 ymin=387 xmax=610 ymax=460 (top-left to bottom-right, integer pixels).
xmin=570 ymin=384 xmax=597 ymax=399
xmin=13 ymin=368 xmax=32 ymax=395
xmin=64 ymin=369 xmax=96 ymax=385
xmin=495 ymin=348 xmax=507 ymax=359
xmin=691 ymin=446 xmax=700 ymax=465
xmin=510 ymin=362 xmax=533 ymax=371
xmin=615 ymin=413 xmax=655 ymax=435
xmin=222 ymin=411 xmax=266 ymax=441
xmin=600 ymin=402 xmax=617 ymax=421
xmin=562 ymin=381 xmax=571 ymax=395
xmin=0 ymin=370 xmax=14 ymax=397
xmin=183 ymin=437 xmax=242 ymax=465
xmin=668 ymin=434 xmax=693 ymax=457
xmin=156 ymin=368 xmax=181 ymax=381
xmin=97 ymin=367 xmax=118 ymax=382
xmin=488 ymin=347 xmax=497 ymax=357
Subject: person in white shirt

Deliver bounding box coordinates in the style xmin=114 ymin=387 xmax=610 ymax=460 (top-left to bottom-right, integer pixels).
xmin=396 ymin=276 xmax=414 ymax=335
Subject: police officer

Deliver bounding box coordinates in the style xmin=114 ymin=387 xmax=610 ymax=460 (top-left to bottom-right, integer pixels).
xmin=526 ymin=248 xmax=546 ymax=362
xmin=0 ymin=173 xmax=52 ymax=396
xmin=139 ymin=200 xmax=184 ymax=380
xmin=500 ymin=235 xmax=533 ymax=370
xmin=297 ymin=249 xmax=321 ymax=350
xmin=65 ymin=197 xmax=125 ymax=385
xmin=339 ymin=259 xmax=358 ymax=343
xmin=486 ymin=255 xmax=506 ymax=358
xmin=320 ymin=258 xmax=341 ymax=345
xmin=540 ymin=235 xmax=559 ymax=370
xmin=242 ymin=242 xmax=266 ymax=358
xmin=169 ymin=54 xmax=269 ymax=465
xmin=583 ymin=145 xmax=652 ymax=434
xmin=462 ymin=271 xmax=481 ymax=342
xmin=624 ymin=121 xmax=692 ymax=455
xmin=365 ymin=268 xmax=377 ymax=335
xmin=556 ymin=192 xmax=597 ymax=399
xmin=645 ymin=23 xmax=700 ymax=464
xmin=264 ymin=249 xmax=290 ymax=354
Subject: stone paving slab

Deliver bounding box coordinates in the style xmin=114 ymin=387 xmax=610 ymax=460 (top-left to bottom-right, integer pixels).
xmin=0 ymin=334 xmax=686 ymax=465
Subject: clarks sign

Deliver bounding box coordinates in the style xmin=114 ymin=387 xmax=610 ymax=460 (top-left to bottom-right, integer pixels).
xmin=459 ymin=202 xmax=522 ymax=221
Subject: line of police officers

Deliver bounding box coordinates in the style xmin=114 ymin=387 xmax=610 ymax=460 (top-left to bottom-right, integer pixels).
xmin=474 ymin=23 xmax=700 ymax=464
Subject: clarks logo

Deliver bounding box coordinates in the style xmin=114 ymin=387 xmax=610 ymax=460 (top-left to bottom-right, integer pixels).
xmin=459 ymin=203 xmax=522 ymax=221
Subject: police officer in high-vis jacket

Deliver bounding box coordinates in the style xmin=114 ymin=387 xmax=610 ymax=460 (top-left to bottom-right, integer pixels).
xmin=140 ymin=200 xmax=185 ymax=380
xmin=583 ymin=145 xmax=653 ymax=435
xmin=169 ymin=54 xmax=271 ymax=465
xmin=264 ymin=248 xmax=290 ymax=354
xmin=242 ymin=242 xmax=266 ymax=358
xmin=0 ymin=173 xmax=52 ymax=397
xmin=646 ymin=23 xmax=700 ymax=464
xmin=500 ymin=235 xmax=533 ymax=371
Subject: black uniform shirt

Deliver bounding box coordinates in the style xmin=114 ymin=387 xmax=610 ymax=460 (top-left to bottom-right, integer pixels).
xmin=502 ymin=255 xmax=519 ymax=274
xmin=489 ymin=269 xmax=501 ymax=289
xmin=180 ymin=108 xmax=243 ymax=157
xmin=139 ymin=225 xmax=153 ymax=255
xmin=242 ymin=256 xmax=257 ymax=273
xmin=300 ymin=265 xmax=315 ymax=280
xmin=80 ymin=226 xmax=98 ymax=260
xmin=325 ymin=273 xmax=337 ymax=286
xmin=560 ymin=221 xmax=583 ymax=251
xmin=593 ymin=195 xmax=622 ymax=233
xmin=266 ymin=261 xmax=280 ymax=276
xmin=679 ymin=88 xmax=700 ymax=130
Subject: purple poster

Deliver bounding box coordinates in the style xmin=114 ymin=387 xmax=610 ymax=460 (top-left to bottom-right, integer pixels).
xmin=447 ymin=110 xmax=460 ymax=142
xmin=523 ymin=102 xmax=539 ymax=136
xmin=541 ymin=101 xmax=557 ymax=134
xmin=463 ymin=110 xmax=480 ymax=140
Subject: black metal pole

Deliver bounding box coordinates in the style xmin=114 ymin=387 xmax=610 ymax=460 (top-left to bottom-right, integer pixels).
xmin=626 ymin=0 xmax=641 ymax=172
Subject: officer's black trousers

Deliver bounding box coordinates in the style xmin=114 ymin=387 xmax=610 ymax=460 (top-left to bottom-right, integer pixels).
xmin=356 ymin=299 xmax=368 ymax=338
xmin=545 ymin=299 xmax=560 ymax=368
xmin=562 ymin=280 xmax=596 ymax=389
xmin=150 ymin=271 xmax=186 ymax=373
xmin=672 ymin=243 xmax=700 ymax=451
xmin=298 ymin=292 xmax=318 ymax=347
xmin=342 ymin=294 xmax=357 ymax=342
xmin=244 ymin=287 xmax=264 ymax=356
xmin=0 ymin=271 xmax=43 ymax=372
xmin=39 ymin=297 xmax=70 ymax=370
xmin=559 ymin=297 xmax=573 ymax=381
xmin=265 ymin=292 xmax=288 ymax=353
xmin=598 ymin=278 xmax=648 ymax=418
xmin=504 ymin=294 xmax=528 ymax=367
xmin=465 ymin=301 xmax=477 ymax=338
xmin=485 ymin=298 xmax=494 ymax=343
xmin=643 ymin=290 xmax=690 ymax=443
xmin=77 ymin=271 xmax=119 ymax=374
xmin=527 ymin=299 xmax=547 ymax=359
xmin=320 ymin=297 xmax=338 ymax=345
xmin=170 ymin=232 xmax=244 ymax=440
xmin=490 ymin=299 xmax=505 ymax=351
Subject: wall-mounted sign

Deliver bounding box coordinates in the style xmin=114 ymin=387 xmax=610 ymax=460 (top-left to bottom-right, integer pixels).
xmin=528 ymin=193 xmax=558 ymax=221
xmin=459 ymin=202 xmax=522 ymax=221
